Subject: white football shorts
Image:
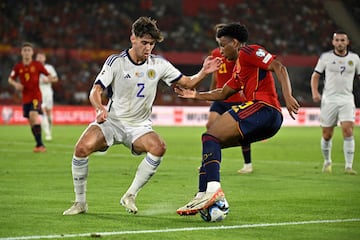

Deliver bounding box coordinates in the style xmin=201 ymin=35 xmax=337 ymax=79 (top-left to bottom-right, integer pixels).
xmin=320 ymin=100 xmax=355 ymax=127
xmin=41 ymin=92 xmax=54 ymax=109
xmin=90 ymin=117 xmax=153 ymax=155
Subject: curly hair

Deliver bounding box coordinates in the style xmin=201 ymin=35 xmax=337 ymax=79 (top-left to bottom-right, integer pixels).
xmin=217 ymin=23 xmax=248 ymax=43
xmin=132 ymin=16 xmax=164 ymax=43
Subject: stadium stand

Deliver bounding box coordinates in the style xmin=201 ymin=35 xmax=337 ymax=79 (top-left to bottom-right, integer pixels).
xmin=0 ymin=0 xmax=358 ymax=106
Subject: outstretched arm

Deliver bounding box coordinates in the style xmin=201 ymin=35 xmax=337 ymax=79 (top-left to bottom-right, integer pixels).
xmin=269 ymin=59 xmax=300 ymax=119
xmin=175 ymin=85 xmax=237 ymax=101
xmin=176 ymin=56 xmax=222 ymax=89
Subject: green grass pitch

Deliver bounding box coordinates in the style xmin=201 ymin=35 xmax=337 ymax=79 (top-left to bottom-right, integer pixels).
xmin=0 ymin=125 xmax=359 ymax=240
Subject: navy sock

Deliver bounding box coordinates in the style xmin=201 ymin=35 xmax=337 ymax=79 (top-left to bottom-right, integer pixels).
xmin=198 ymin=165 xmax=207 ymax=192
xmin=31 ymin=124 xmax=43 ymax=147
xmin=202 ymin=133 xmax=221 ymax=182
xmin=242 ymin=144 xmax=251 ymax=164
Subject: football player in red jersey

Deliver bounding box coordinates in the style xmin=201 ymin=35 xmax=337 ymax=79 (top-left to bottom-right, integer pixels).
xmin=8 ymin=42 xmax=54 ymax=152
xmin=176 ymin=23 xmax=300 ymax=216
xmin=207 ymin=24 xmax=253 ymax=175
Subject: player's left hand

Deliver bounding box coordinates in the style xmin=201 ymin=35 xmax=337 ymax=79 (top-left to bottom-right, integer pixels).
xmin=285 ymin=96 xmax=300 ymax=120
xmin=174 ymin=86 xmax=197 ymax=99
xmin=203 ymin=56 xmax=222 ymax=74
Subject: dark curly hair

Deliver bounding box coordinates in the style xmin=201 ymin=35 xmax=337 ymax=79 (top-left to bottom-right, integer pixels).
xmin=132 ymin=16 xmax=164 ymax=43
xmin=217 ymin=23 xmax=248 ymax=43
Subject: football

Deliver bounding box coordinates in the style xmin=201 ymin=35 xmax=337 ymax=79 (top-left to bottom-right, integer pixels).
xmin=199 ymin=198 xmax=229 ymax=222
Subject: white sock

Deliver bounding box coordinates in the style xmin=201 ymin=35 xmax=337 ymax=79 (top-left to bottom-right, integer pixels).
xmin=344 ymin=136 xmax=355 ymax=169
xmin=321 ymin=137 xmax=332 ymax=163
xmin=126 ymin=153 xmax=162 ymax=196
xmin=72 ymin=156 xmax=89 ymax=203
xmin=206 ymin=181 xmax=221 ymax=192
xmin=41 ymin=114 xmax=51 ymax=137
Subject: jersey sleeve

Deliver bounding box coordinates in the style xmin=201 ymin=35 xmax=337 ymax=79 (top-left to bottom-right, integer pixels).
xmin=314 ymin=53 xmax=326 ymax=74
xmin=241 ymin=45 xmax=274 ymax=70
xmin=9 ymin=65 xmax=18 ymax=79
xmin=94 ymin=54 xmax=117 ymax=88
xmin=355 ymin=54 xmax=360 ymax=76
xmin=46 ymin=64 xmax=58 ymax=77
xmin=159 ymin=58 xmax=182 ymax=86
xmin=36 ymin=61 xmax=50 ymax=75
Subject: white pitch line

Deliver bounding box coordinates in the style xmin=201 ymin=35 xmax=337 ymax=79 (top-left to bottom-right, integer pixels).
xmin=1 ymin=218 xmax=359 ymax=240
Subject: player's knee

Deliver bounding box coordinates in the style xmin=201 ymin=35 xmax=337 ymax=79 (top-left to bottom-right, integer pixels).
xmin=150 ymin=141 xmax=166 ymax=157
xmin=74 ymin=142 xmax=91 ymax=157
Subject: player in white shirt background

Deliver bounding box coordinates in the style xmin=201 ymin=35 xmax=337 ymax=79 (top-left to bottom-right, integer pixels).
xmin=36 ymin=52 xmax=58 ymax=141
xmin=311 ymin=30 xmax=360 ymax=175
xmin=62 ymin=16 xmax=222 ymax=215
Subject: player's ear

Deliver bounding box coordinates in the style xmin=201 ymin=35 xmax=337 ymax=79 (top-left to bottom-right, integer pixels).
xmin=233 ymin=38 xmax=240 ymax=48
xmin=130 ymin=34 xmax=136 ymax=43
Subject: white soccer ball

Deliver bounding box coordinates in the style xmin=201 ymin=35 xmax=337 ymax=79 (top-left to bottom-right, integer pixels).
xmin=199 ymin=198 xmax=229 ymax=222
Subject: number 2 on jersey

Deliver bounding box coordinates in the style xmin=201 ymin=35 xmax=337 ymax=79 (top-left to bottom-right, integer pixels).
xmin=137 ymin=83 xmax=145 ymax=97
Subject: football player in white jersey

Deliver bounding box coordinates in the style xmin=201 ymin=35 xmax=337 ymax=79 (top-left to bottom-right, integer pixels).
xmin=63 ymin=16 xmax=222 ymax=215
xmin=36 ymin=52 xmax=58 ymax=141
xmin=311 ymin=30 xmax=360 ymax=175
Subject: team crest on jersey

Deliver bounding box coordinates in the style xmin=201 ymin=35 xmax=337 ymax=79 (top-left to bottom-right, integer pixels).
xmin=30 ymin=66 xmax=36 ymax=73
xmin=147 ymin=69 xmax=156 ymax=79
xmin=256 ymin=49 xmax=266 ymax=57
xmin=348 ymin=60 xmax=354 ymax=66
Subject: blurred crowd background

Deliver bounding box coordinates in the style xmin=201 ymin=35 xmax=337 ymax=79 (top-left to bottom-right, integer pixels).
xmin=1 ymin=0 xmax=359 ymax=107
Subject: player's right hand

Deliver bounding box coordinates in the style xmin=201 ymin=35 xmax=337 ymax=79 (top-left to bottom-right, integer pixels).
xmin=96 ymin=108 xmax=107 ymax=123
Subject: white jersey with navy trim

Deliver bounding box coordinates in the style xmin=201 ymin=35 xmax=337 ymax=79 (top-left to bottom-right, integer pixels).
xmin=39 ymin=63 xmax=58 ymax=95
xmin=314 ymin=50 xmax=360 ymax=102
xmin=95 ymin=49 xmax=182 ymax=125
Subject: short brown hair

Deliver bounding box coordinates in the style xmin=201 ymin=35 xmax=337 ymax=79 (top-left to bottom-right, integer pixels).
xmin=22 ymin=42 xmax=34 ymax=49
xmin=132 ymin=17 xmax=164 ymax=42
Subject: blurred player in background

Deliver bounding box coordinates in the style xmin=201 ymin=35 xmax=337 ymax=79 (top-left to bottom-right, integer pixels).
xmin=8 ymin=42 xmax=54 ymax=152
xmin=63 ymin=16 xmax=222 ymax=216
xmin=310 ymin=30 xmax=360 ymax=175
xmin=207 ymin=23 xmax=253 ymax=174
xmin=36 ymin=52 xmax=58 ymax=141
xmin=176 ymin=23 xmax=300 ymax=216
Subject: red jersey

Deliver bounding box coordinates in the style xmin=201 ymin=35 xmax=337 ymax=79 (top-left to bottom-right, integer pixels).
xmin=226 ymin=45 xmax=281 ymax=111
xmin=211 ymin=48 xmax=244 ymax=103
xmin=10 ymin=60 xmax=49 ymax=104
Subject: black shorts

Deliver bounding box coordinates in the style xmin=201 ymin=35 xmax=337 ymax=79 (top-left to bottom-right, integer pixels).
xmin=228 ymin=101 xmax=283 ymax=144
xmin=23 ymin=99 xmax=43 ymax=118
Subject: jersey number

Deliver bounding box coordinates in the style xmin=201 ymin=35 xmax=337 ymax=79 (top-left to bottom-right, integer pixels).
xmin=340 ymin=66 xmax=345 ymax=75
xmin=137 ymin=83 xmax=145 ymax=97
xmin=231 ymin=101 xmax=254 ymax=113
xmin=218 ymin=63 xmax=227 ymax=74
xmin=25 ymin=73 xmax=30 ymax=81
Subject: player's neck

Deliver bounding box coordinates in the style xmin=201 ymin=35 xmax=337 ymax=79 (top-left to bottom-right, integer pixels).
xmin=128 ymin=48 xmax=146 ymax=64
xmin=22 ymin=58 xmax=32 ymax=65
xmin=334 ymin=49 xmax=347 ymax=57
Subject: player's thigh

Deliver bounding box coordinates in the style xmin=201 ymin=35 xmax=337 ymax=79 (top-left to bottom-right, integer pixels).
xmin=76 ymin=125 xmax=107 ymax=155
xmin=338 ymin=102 xmax=355 ymax=123
xmin=133 ymin=131 xmax=166 ymax=156
xmin=207 ymin=112 xmax=240 ymax=142
xmin=42 ymin=93 xmax=53 ymax=109
xmin=320 ymin=101 xmax=338 ymax=127
xmin=207 ymin=111 xmax=221 ymax=129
